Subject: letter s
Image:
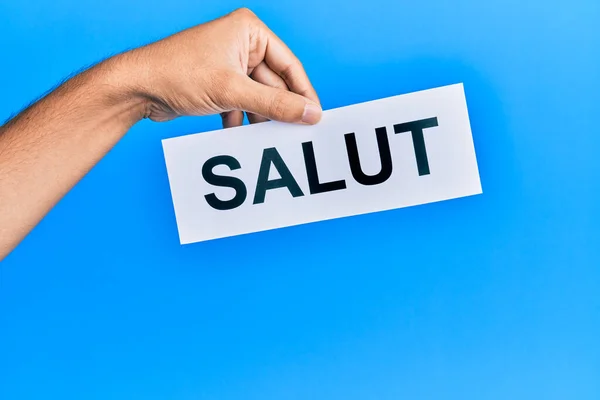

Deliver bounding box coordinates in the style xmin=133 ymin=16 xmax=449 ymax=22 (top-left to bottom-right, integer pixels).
xmin=202 ymin=155 xmax=247 ymax=211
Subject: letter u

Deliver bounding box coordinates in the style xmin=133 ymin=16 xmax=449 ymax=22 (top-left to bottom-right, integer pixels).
xmin=344 ymin=127 xmax=393 ymax=186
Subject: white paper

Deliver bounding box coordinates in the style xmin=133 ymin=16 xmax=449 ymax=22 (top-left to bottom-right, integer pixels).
xmin=162 ymin=83 xmax=482 ymax=244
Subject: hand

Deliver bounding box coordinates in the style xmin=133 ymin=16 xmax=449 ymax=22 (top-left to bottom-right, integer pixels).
xmin=120 ymin=7 xmax=322 ymax=127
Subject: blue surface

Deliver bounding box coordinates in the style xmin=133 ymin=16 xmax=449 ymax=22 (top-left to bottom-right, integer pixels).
xmin=1 ymin=1 xmax=599 ymax=399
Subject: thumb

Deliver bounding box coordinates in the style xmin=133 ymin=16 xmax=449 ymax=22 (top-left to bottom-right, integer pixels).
xmin=232 ymin=76 xmax=322 ymax=124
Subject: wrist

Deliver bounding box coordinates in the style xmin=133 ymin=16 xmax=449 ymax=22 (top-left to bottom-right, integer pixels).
xmin=88 ymin=54 xmax=151 ymax=126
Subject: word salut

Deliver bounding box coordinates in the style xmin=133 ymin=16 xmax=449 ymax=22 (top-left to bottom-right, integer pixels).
xmin=202 ymin=118 xmax=439 ymax=211
xmin=163 ymin=84 xmax=482 ymax=244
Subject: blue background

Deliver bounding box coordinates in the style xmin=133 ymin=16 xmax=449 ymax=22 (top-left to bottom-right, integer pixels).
xmin=1 ymin=1 xmax=599 ymax=399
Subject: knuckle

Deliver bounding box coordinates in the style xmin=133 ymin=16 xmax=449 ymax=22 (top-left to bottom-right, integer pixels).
xmin=232 ymin=7 xmax=256 ymax=20
xmin=268 ymin=91 xmax=289 ymax=120
xmin=279 ymin=63 xmax=295 ymax=81
xmin=279 ymin=61 xmax=303 ymax=86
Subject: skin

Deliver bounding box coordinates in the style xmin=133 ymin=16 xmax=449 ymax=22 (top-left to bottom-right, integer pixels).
xmin=0 ymin=8 xmax=322 ymax=260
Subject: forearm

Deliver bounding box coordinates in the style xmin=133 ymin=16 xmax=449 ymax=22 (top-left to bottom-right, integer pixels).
xmin=0 ymin=56 xmax=146 ymax=259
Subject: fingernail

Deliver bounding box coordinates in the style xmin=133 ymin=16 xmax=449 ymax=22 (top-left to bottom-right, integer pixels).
xmin=302 ymin=102 xmax=322 ymax=124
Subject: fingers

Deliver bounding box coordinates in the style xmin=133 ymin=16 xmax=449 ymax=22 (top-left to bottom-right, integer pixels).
xmin=246 ymin=112 xmax=269 ymax=126
xmin=251 ymin=61 xmax=289 ymax=89
xmin=258 ymin=22 xmax=320 ymax=106
xmin=221 ymin=110 xmax=244 ymax=128
xmin=248 ymin=62 xmax=289 ymax=124
xmin=231 ymin=75 xmax=321 ymax=124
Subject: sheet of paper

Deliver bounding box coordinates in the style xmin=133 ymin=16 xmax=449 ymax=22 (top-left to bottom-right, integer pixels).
xmin=162 ymin=83 xmax=482 ymax=244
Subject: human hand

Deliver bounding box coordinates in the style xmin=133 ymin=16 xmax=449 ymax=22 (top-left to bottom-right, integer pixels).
xmin=118 ymin=7 xmax=322 ymax=128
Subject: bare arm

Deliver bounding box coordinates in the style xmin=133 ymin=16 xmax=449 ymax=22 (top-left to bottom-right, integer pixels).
xmin=0 ymin=8 xmax=322 ymax=259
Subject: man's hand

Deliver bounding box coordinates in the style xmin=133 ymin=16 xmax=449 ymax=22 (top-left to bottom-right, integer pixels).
xmin=0 ymin=8 xmax=321 ymax=260
xmin=123 ymin=7 xmax=322 ymax=127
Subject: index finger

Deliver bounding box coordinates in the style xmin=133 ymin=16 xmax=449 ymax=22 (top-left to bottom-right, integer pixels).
xmin=259 ymin=23 xmax=321 ymax=105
